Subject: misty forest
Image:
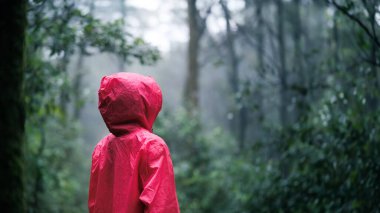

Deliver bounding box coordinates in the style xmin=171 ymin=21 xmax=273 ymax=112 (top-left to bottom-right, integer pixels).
xmin=1 ymin=0 xmax=380 ymax=212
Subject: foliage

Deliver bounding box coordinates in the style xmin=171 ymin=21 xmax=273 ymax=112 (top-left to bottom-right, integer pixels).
xmin=23 ymin=0 xmax=380 ymax=212
xmin=155 ymin=86 xmax=380 ymax=213
xmin=25 ymin=0 xmax=160 ymax=212
xmin=246 ymin=91 xmax=380 ymax=212
xmin=155 ymin=109 xmax=237 ymax=213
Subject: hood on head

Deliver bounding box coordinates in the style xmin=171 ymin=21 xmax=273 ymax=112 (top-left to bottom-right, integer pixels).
xmin=98 ymin=72 xmax=162 ymax=136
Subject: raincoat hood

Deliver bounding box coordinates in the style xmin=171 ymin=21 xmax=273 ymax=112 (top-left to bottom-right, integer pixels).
xmin=98 ymin=72 xmax=162 ymax=136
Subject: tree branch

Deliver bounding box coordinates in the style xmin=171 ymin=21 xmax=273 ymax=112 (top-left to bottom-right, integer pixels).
xmin=328 ymin=0 xmax=380 ymax=48
xmin=198 ymin=2 xmax=214 ymax=36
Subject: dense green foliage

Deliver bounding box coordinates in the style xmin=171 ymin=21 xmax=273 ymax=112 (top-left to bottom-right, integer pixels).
xmin=248 ymin=95 xmax=380 ymax=212
xmin=156 ymin=94 xmax=380 ymax=212
xmin=21 ymin=0 xmax=380 ymax=212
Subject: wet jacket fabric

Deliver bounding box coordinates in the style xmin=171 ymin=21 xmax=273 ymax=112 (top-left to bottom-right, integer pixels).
xmin=88 ymin=72 xmax=180 ymax=213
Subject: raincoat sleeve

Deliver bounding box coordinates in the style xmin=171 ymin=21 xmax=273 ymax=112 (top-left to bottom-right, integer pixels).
xmin=139 ymin=139 xmax=180 ymax=213
xmin=88 ymin=144 xmax=101 ymax=213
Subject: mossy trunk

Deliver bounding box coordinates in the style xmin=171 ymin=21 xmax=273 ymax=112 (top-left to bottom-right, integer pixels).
xmin=0 ymin=0 xmax=27 ymax=212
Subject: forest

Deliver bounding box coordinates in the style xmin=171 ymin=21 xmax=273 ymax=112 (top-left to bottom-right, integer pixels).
xmin=0 ymin=0 xmax=379 ymax=212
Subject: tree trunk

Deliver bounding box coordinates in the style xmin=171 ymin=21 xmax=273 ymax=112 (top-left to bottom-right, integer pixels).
xmin=333 ymin=10 xmax=339 ymax=72
xmin=276 ymin=0 xmax=288 ymax=128
xmin=292 ymin=0 xmax=306 ymax=121
xmin=221 ymin=1 xmax=239 ymax=96
xmin=256 ymin=0 xmax=265 ymax=77
xmin=0 ymin=0 xmax=27 ymax=211
xmin=254 ymin=0 xmax=265 ymax=127
xmin=73 ymin=55 xmax=85 ymax=118
xmin=368 ymin=1 xmax=378 ymax=110
xmin=221 ymin=0 xmax=246 ymax=150
xmin=184 ymin=0 xmax=201 ymax=113
xmin=72 ymin=0 xmax=96 ymax=118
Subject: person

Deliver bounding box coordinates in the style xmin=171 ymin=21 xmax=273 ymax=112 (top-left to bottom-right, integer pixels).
xmin=88 ymin=72 xmax=180 ymax=213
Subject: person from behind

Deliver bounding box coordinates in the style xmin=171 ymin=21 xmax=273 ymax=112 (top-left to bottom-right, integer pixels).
xmin=88 ymin=72 xmax=180 ymax=213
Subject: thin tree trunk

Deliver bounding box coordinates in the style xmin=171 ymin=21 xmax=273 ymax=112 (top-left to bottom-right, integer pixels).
xmin=0 ymin=0 xmax=27 ymax=211
xmin=221 ymin=1 xmax=239 ymax=95
xmin=254 ymin=0 xmax=265 ymax=125
xmin=292 ymin=0 xmax=306 ymax=120
xmin=276 ymin=0 xmax=288 ymax=128
xmin=368 ymin=1 xmax=378 ymax=110
xmin=73 ymin=55 xmax=85 ymax=118
xmin=184 ymin=0 xmax=201 ymax=113
xmin=59 ymin=53 xmax=70 ymax=116
xmin=221 ymin=0 xmax=246 ymax=150
xmin=256 ymin=0 xmax=265 ymax=77
xmin=333 ymin=10 xmax=340 ymax=72
xmin=72 ymin=0 xmax=95 ymax=118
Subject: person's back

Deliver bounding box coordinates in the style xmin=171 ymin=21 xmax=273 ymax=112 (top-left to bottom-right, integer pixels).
xmin=88 ymin=72 xmax=180 ymax=213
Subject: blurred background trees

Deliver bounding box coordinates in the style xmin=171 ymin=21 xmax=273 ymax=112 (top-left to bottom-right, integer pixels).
xmin=2 ymin=0 xmax=379 ymax=212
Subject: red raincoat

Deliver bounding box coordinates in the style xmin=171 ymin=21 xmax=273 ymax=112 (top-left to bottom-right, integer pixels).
xmin=88 ymin=72 xmax=180 ymax=213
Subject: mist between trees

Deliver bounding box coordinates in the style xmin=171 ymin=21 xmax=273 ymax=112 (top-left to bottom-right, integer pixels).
xmin=1 ymin=0 xmax=379 ymax=212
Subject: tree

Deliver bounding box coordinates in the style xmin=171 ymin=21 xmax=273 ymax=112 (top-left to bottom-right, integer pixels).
xmin=276 ymin=0 xmax=288 ymax=128
xmin=72 ymin=0 xmax=95 ymax=119
xmin=291 ymin=0 xmax=307 ymax=120
xmin=252 ymin=0 xmax=266 ymax=138
xmin=0 ymin=0 xmax=27 ymax=211
xmin=328 ymin=0 xmax=380 ymax=110
xmin=220 ymin=0 xmax=247 ymax=150
xmin=184 ymin=0 xmax=210 ymax=113
xmin=155 ymin=0 xmax=380 ymax=212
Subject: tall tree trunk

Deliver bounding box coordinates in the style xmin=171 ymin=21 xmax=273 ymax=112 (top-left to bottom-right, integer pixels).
xmin=292 ymin=0 xmax=306 ymax=121
xmin=368 ymin=1 xmax=378 ymax=110
xmin=276 ymin=0 xmax=288 ymax=128
xmin=333 ymin=10 xmax=340 ymax=72
xmin=72 ymin=0 xmax=95 ymax=118
xmin=243 ymin=0 xmax=266 ymax=143
xmin=256 ymin=0 xmax=265 ymax=77
xmin=184 ymin=0 xmax=201 ymax=113
xmin=221 ymin=0 xmax=246 ymax=150
xmin=0 ymin=0 xmax=27 ymax=211
xmin=58 ymin=53 xmax=70 ymax=116
xmin=254 ymin=0 xmax=265 ymax=129
xmin=221 ymin=1 xmax=239 ymax=96
xmin=73 ymin=55 xmax=85 ymax=118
